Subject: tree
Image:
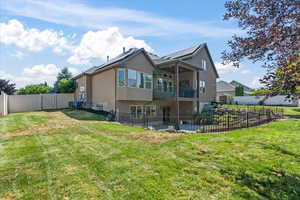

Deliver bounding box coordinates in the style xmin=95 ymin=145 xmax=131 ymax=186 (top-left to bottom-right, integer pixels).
xmin=222 ymin=0 xmax=300 ymax=96
xmin=250 ymin=88 xmax=271 ymax=96
xmin=0 ymin=79 xmax=16 ymax=95
xmin=58 ymin=79 xmax=75 ymax=93
xmin=18 ymin=84 xmax=52 ymax=95
xmin=53 ymin=68 xmax=73 ymax=92
xmin=235 ymin=85 xmax=244 ymax=96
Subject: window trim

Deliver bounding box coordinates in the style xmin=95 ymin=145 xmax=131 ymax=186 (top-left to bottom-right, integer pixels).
xmin=117 ymin=68 xmax=126 ymax=87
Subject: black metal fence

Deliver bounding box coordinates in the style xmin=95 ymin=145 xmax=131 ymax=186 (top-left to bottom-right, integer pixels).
xmin=117 ymin=106 xmax=284 ymax=133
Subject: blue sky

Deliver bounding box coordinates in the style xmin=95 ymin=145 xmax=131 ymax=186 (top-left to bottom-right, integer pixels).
xmin=0 ymin=0 xmax=266 ymax=88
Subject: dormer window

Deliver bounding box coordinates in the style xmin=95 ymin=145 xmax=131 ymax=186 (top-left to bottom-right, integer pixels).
xmin=202 ymin=59 xmax=207 ymax=70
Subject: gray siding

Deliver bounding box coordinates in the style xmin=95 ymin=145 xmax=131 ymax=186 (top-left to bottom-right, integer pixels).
xmin=183 ymin=48 xmax=217 ymax=102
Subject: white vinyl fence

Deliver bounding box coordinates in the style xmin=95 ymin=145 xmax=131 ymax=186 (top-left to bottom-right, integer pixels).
xmin=233 ymin=95 xmax=299 ymax=106
xmin=0 ymin=93 xmax=8 ymax=116
xmin=0 ymin=93 xmax=74 ymax=115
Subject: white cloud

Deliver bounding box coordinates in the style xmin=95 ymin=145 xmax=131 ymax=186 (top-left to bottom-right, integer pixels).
xmin=240 ymin=69 xmax=251 ymax=74
xmin=215 ymin=62 xmax=239 ymax=74
xmin=2 ymin=0 xmax=243 ymax=37
xmin=249 ymin=76 xmax=263 ymax=89
xmin=68 ymin=27 xmax=153 ymax=64
xmin=0 ymin=19 xmax=72 ymax=53
xmin=10 ymin=51 xmax=24 ymax=59
xmin=1 ymin=65 xmax=79 ymax=88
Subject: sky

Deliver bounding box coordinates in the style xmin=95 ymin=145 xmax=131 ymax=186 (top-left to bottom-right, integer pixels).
xmin=0 ymin=0 xmax=266 ymax=89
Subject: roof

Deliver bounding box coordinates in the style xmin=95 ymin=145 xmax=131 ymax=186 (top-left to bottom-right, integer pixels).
xmin=163 ymin=44 xmax=203 ymax=59
xmin=74 ymin=43 xmax=219 ymax=79
xmin=230 ymin=80 xmax=253 ymax=92
xmin=217 ymin=81 xmax=235 ymax=92
xmin=74 ymin=48 xmax=153 ymax=79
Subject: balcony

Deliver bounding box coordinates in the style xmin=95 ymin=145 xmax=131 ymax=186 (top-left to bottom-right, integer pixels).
xmin=153 ymin=87 xmax=196 ymax=99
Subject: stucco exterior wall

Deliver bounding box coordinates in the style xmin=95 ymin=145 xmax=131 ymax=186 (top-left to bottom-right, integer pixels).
xmin=116 ymin=52 xmax=154 ymax=101
xmin=75 ymin=75 xmax=88 ymax=102
xmin=184 ymin=48 xmax=217 ymax=102
xmin=91 ymin=68 xmax=116 ymax=111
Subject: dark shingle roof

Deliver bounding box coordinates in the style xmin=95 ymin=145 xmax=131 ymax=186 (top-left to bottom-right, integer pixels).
xmin=163 ymin=44 xmax=204 ymax=59
xmin=75 ymin=48 xmax=140 ymax=78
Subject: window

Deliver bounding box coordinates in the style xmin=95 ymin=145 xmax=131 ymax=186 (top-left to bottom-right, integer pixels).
xmin=168 ymin=81 xmax=173 ymax=92
xmin=157 ymin=78 xmax=163 ymax=91
xmin=137 ymin=72 xmax=144 ymax=88
xmin=145 ymin=74 xmax=153 ymax=89
xmin=117 ymin=69 xmax=126 ymax=87
xmin=199 ymin=80 xmax=206 ymax=93
xmin=130 ymin=105 xmax=156 ymax=118
xmin=144 ymin=105 xmax=156 ymax=116
xmin=128 ymin=69 xmax=137 ymax=87
xmin=202 ymin=59 xmax=207 ymax=70
xmin=163 ymin=80 xmax=168 ymax=92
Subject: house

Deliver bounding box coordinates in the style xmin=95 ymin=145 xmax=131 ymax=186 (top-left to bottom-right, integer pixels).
xmin=74 ymin=43 xmax=219 ymax=127
xmin=216 ymin=81 xmax=236 ymax=104
xmin=230 ymin=80 xmax=253 ymax=95
xmin=216 ymin=80 xmax=253 ymax=104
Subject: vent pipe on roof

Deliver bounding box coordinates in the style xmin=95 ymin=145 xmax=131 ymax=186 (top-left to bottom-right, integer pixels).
xmin=123 ymin=47 xmax=126 ymax=53
xmin=107 ymin=55 xmax=109 ymax=62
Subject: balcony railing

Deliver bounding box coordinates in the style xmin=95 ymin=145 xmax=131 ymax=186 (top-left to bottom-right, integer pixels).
xmin=153 ymin=87 xmax=196 ymax=98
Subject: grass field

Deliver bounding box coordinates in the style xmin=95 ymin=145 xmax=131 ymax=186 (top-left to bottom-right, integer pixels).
xmin=0 ymin=110 xmax=299 ymax=199
xmin=221 ymin=104 xmax=300 ymax=118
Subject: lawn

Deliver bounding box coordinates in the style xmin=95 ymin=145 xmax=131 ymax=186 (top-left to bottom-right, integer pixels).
xmin=221 ymin=104 xmax=300 ymax=118
xmin=0 ymin=110 xmax=299 ymax=199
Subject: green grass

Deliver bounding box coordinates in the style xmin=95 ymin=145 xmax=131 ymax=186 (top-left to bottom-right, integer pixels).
xmin=0 ymin=110 xmax=299 ymax=199
xmin=61 ymin=109 xmax=106 ymax=121
xmin=221 ymin=104 xmax=300 ymax=118
xmin=0 ymin=112 xmax=50 ymax=134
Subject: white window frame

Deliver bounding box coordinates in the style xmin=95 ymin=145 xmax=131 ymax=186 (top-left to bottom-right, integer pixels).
xmin=144 ymin=74 xmax=153 ymax=89
xmin=130 ymin=105 xmax=156 ymax=119
xmin=202 ymin=59 xmax=207 ymax=70
xmin=117 ymin=68 xmax=126 ymax=87
xmin=128 ymin=69 xmax=138 ymax=88
xmin=199 ymin=80 xmax=206 ymax=94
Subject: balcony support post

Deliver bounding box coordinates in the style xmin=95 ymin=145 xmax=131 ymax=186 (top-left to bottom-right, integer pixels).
xmin=196 ymin=70 xmax=200 ymax=114
xmin=175 ymin=63 xmax=180 ymax=130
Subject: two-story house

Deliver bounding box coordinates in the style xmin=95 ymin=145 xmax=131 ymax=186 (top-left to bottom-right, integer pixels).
xmin=74 ymin=43 xmax=219 ymax=126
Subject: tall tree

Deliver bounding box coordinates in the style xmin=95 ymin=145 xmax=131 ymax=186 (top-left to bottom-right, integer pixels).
xmin=58 ymin=79 xmax=76 ymax=93
xmin=18 ymin=84 xmax=52 ymax=95
xmin=0 ymin=79 xmax=16 ymax=95
xmin=222 ymin=0 xmax=300 ymax=96
xmin=53 ymin=68 xmax=73 ymax=93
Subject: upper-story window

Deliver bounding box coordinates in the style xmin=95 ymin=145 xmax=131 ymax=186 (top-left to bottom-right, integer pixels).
xmin=199 ymin=80 xmax=206 ymax=93
xmin=137 ymin=72 xmax=144 ymax=88
xmin=117 ymin=69 xmax=126 ymax=87
xmin=128 ymin=69 xmax=138 ymax=87
xmin=144 ymin=74 xmax=153 ymax=89
xmin=126 ymin=69 xmax=152 ymax=89
xmin=202 ymin=59 xmax=207 ymax=70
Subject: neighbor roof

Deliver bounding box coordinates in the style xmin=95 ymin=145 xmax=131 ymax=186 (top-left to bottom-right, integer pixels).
xmin=230 ymin=80 xmax=253 ymax=92
xmin=217 ymin=81 xmax=235 ymax=92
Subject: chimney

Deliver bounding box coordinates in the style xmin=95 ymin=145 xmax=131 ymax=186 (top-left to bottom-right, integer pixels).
xmin=107 ymin=55 xmax=109 ymax=62
xmin=123 ymin=47 xmax=126 ymax=53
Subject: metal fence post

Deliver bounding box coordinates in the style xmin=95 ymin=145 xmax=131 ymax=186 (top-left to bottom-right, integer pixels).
xmin=227 ymin=113 xmax=230 ymax=130
xmin=246 ymin=111 xmax=249 ymax=128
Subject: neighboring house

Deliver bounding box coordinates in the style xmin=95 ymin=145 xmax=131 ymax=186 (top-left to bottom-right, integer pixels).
xmin=74 ymin=43 xmax=219 ymax=125
xmin=230 ymin=80 xmax=253 ymax=95
xmin=216 ymin=81 xmax=236 ymax=104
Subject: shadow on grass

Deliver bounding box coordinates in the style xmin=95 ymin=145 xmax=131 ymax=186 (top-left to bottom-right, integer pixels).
xmin=60 ymin=109 xmax=106 ymax=121
xmin=232 ymin=170 xmax=300 ymax=199
xmin=257 ymin=143 xmax=300 ymax=161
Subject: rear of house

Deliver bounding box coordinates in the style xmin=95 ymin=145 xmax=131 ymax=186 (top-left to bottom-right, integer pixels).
xmin=74 ymin=44 xmax=219 ymax=127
